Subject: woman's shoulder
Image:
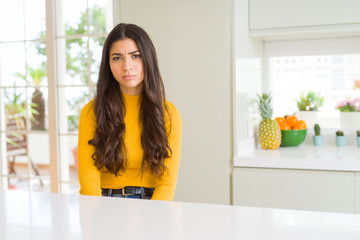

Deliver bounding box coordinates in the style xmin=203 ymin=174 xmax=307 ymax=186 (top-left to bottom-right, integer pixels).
xmin=82 ymin=100 xmax=95 ymax=109
xmin=165 ymin=99 xmax=179 ymax=112
xmin=80 ymin=100 xmax=95 ymax=119
xmin=165 ymin=99 xmax=181 ymax=120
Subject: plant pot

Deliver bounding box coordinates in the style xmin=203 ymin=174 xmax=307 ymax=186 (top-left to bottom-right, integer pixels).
xmin=357 ymin=136 xmax=360 ymax=147
xmin=336 ymin=136 xmax=347 ymax=147
xmin=339 ymin=112 xmax=360 ymax=129
xmin=313 ymin=135 xmax=324 ymax=146
xmin=296 ymin=111 xmax=319 ymax=130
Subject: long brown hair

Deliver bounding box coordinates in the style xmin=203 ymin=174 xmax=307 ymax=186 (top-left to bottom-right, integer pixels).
xmin=89 ymin=23 xmax=171 ymax=177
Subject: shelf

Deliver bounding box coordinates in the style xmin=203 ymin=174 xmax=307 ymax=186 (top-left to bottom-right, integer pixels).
xmin=234 ymin=140 xmax=360 ymax=171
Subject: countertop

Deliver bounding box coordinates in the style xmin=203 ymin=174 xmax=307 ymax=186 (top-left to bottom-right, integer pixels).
xmin=234 ymin=138 xmax=360 ymax=171
xmin=1 ymin=190 xmax=360 ymax=240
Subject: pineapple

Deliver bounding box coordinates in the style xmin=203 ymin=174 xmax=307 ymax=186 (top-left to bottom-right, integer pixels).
xmin=257 ymin=93 xmax=281 ymax=150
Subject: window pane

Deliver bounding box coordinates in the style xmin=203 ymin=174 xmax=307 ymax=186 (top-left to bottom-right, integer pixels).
xmin=0 ymin=0 xmax=24 ymax=41
xmin=59 ymin=135 xmax=79 ymax=184
xmin=26 ymin=42 xmax=48 ymax=87
xmin=58 ymin=86 xmax=90 ymax=133
xmin=7 ymin=178 xmax=29 ymax=191
xmin=59 ymin=0 xmax=88 ymax=37
xmin=89 ymin=37 xmax=105 ymax=84
xmin=24 ymin=0 xmax=46 ymax=40
xmin=61 ymin=183 xmax=80 ymax=194
xmin=0 ymin=42 xmax=27 ymax=87
xmin=7 ymin=133 xmax=28 ymax=178
xmin=30 ymin=179 xmax=50 ymax=192
xmin=28 ymin=133 xmax=50 ymax=169
xmin=4 ymin=88 xmax=28 ymax=131
xmin=65 ymin=38 xmax=89 ymax=85
xmin=270 ymin=54 xmax=360 ymax=117
xmin=88 ymin=0 xmax=109 ymax=34
xmin=28 ymin=87 xmax=48 ymax=131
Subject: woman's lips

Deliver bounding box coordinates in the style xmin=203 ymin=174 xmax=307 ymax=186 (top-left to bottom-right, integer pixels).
xmin=122 ymin=75 xmax=136 ymax=80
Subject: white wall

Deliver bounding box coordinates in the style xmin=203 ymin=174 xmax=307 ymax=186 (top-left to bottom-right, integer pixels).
xmin=233 ymin=0 xmax=263 ymax=155
xmin=118 ymin=0 xmax=231 ymax=204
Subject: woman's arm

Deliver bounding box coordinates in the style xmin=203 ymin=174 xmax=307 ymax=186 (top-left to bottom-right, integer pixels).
xmin=78 ymin=101 xmax=102 ymax=196
xmin=151 ymin=103 xmax=182 ymax=201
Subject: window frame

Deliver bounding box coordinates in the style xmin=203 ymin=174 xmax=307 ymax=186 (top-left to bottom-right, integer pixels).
xmin=0 ymin=0 xmax=119 ymax=193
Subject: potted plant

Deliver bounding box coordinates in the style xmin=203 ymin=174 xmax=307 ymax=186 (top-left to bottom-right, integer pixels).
xmin=296 ymin=91 xmax=324 ymax=128
xmin=336 ymin=98 xmax=360 ymax=129
xmin=313 ymin=123 xmax=323 ymax=146
xmin=356 ymin=130 xmax=360 ymax=147
xmin=335 ymin=130 xmax=347 ymax=147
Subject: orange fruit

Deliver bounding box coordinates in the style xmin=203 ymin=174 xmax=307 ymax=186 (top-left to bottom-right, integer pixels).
xmin=286 ymin=115 xmax=298 ymax=127
xmin=275 ymin=117 xmax=285 ymax=125
xmin=279 ymin=122 xmax=291 ymax=130
xmin=293 ymin=120 xmax=307 ymax=130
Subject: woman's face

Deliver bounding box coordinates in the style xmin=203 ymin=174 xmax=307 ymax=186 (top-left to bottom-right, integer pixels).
xmin=109 ymin=38 xmax=144 ymax=95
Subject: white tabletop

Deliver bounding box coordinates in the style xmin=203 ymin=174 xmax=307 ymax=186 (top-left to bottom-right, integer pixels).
xmin=1 ymin=190 xmax=360 ymax=240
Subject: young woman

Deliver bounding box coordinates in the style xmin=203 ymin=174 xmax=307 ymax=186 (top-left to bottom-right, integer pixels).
xmin=78 ymin=23 xmax=181 ymax=201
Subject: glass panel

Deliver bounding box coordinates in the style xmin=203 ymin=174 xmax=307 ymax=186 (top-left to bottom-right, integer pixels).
xmin=24 ymin=0 xmax=46 ymax=40
xmin=7 ymin=133 xmax=28 ymax=180
xmin=88 ymin=0 xmax=108 ymax=34
xmin=58 ymin=86 xmax=90 ymax=133
xmin=25 ymin=41 xmax=47 ymax=87
xmin=89 ymin=37 xmax=105 ymax=84
xmin=59 ymin=135 xmax=79 ymax=184
xmin=65 ymin=38 xmax=89 ymax=85
xmin=0 ymin=0 xmax=25 ymax=41
xmin=28 ymin=132 xmax=50 ymax=173
xmin=7 ymin=178 xmax=29 ymax=191
xmin=4 ymin=88 xmax=28 ymax=131
xmin=0 ymin=42 xmax=27 ymax=87
xmin=30 ymin=178 xmax=50 ymax=192
xmin=56 ymin=38 xmax=67 ymax=85
xmin=28 ymin=87 xmax=48 ymax=131
xmin=61 ymin=183 xmax=80 ymax=195
xmin=59 ymin=0 xmax=88 ymax=37
xmin=270 ymin=54 xmax=360 ymax=117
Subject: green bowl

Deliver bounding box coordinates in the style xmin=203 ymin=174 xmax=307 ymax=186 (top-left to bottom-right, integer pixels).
xmin=280 ymin=129 xmax=307 ymax=147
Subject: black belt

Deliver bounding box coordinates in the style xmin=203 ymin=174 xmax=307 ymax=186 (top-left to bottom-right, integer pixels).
xmin=102 ymin=187 xmax=154 ymax=198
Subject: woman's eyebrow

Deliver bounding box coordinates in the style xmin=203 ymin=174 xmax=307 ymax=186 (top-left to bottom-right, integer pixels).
xmin=129 ymin=50 xmax=140 ymax=54
xmin=111 ymin=50 xmax=140 ymax=56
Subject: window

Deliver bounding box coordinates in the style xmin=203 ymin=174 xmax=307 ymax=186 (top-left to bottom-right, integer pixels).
xmin=264 ymin=37 xmax=360 ymax=128
xmin=0 ymin=0 xmax=114 ymax=193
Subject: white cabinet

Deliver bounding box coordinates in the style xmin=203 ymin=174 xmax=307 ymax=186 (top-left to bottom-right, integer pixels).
xmin=233 ymin=167 xmax=356 ymax=213
xmin=249 ymin=0 xmax=360 ymax=39
xmin=250 ymin=0 xmax=360 ymax=30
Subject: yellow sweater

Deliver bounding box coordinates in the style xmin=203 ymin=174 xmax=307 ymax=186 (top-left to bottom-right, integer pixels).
xmin=78 ymin=94 xmax=181 ymax=200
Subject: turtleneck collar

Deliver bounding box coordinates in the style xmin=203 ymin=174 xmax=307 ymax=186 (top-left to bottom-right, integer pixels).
xmin=122 ymin=93 xmax=141 ymax=105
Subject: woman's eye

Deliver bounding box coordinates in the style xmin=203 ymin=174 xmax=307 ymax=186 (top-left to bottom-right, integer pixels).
xmin=113 ymin=57 xmax=122 ymax=61
xmin=132 ymin=54 xmax=141 ymax=59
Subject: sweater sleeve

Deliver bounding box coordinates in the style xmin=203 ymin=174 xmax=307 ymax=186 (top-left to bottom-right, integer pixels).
xmin=151 ymin=103 xmax=182 ymax=201
xmin=78 ymin=101 xmax=102 ymax=196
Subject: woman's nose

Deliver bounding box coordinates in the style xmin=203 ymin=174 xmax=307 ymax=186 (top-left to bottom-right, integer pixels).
xmin=125 ymin=66 xmax=133 ymax=71
xmin=123 ymin=58 xmax=133 ymax=71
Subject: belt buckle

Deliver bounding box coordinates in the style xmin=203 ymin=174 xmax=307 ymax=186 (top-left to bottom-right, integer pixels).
xmin=122 ymin=187 xmax=133 ymax=196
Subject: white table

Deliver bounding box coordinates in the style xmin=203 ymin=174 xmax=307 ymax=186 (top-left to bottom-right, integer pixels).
xmin=1 ymin=190 xmax=360 ymax=240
